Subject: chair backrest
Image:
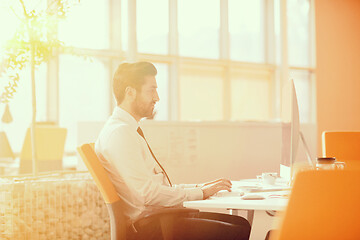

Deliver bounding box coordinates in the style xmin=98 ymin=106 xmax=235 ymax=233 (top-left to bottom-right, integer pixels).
xmin=77 ymin=143 xmax=120 ymax=204
xmin=78 ymin=144 xmax=126 ymax=240
xmin=19 ymin=126 xmax=67 ymax=173
xmin=274 ymin=170 xmax=360 ymax=240
xmin=322 ymin=131 xmax=360 ymax=168
xmin=20 ymin=126 xmax=67 ymax=161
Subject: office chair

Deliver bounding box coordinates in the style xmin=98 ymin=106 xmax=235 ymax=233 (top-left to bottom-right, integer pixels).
xmin=322 ymin=131 xmax=360 ymax=169
xmin=272 ymin=170 xmax=360 ymax=240
xmin=19 ymin=126 xmax=67 ymax=174
xmin=77 ymin=143 xmax=200 ymax=240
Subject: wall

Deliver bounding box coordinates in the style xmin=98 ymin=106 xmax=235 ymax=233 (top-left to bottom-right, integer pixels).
xmin=77 ymin=121 xmax=317 ymax=184
xmin=315 ymin=0 xmax=360 ymax=154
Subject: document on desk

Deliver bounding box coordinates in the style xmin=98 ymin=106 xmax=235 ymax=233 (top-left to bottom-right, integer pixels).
xmin=245 ymin=186 xmax=291 ymax=193
xmin=232 ymin=180 xmax=291 ymax=193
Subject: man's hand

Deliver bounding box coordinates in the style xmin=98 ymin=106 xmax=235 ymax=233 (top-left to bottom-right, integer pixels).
xmin=200 ymin=178 xmax=232 ymax=199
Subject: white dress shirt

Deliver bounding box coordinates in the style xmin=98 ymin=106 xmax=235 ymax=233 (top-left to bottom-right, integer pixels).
xmin=95 ymin=107 xmax=203 ymax=222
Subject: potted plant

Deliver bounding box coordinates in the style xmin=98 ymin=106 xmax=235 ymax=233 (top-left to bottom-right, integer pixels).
xmin=0 ymin=0 xmax=78 ymax=175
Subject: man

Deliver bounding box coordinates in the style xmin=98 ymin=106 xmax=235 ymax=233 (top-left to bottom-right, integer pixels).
xmin=95 ymin=62 xmax=250 ymax=239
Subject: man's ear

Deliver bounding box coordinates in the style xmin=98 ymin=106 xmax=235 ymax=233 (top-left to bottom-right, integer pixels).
xmin=125 ymin=86 xmax=136 ymax=101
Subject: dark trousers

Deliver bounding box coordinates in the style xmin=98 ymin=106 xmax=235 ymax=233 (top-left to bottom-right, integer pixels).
xmin=131 ymin=211 xmax=251 ymax=240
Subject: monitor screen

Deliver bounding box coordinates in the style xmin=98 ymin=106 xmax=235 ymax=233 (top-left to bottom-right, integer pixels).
xmin=280 ymin=79 xmax=300 ymax=180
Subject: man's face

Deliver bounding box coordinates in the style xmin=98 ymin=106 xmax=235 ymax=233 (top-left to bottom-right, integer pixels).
xmin=132 ymin=75 xmax=159 ymax=119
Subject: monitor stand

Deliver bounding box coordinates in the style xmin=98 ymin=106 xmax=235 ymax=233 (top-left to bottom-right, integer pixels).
xmin=280 ymin=131 xmax=315 ymax=185
xmin=299 ymin=131 xmax=316 ymax=168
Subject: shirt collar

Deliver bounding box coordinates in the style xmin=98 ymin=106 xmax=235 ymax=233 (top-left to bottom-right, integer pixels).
xmin=112 ymin=106 xmax=140 ymax=130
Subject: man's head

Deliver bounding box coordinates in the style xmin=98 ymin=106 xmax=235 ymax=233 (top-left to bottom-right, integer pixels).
xmin=113 ymin=62 xmax=159 ymax=121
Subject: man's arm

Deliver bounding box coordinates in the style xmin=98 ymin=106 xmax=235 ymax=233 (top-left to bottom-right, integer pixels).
xmin=200 ymin=179 xmax=232 ymax=199
xmin=175 ymin=178 xmax=233 ymax=199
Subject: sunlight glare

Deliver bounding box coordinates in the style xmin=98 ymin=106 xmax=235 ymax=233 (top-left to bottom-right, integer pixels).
xmin=58 ymin=0 xmax=109 ymax=49
xmin=137 ymin=0 xmax=168 ymax=54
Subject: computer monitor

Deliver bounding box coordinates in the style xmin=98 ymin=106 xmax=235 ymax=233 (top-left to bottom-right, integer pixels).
xmin=280 ymin=79 xmax=314 ymax=182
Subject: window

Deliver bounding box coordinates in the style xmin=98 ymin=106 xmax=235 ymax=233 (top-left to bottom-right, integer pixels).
xmin=137 ymin=0 xmax=169 ymax=55
xmin=229 ymin=0 xmax=265 ymax=63
xmin=179 ymin=64 xmax=223 ymax=121
xmin=290 ymin=70 xmax=312 ymax=123
xmin=0 ymin=3 xmax=20 ymax=58
xmin=0 ymin=65 xmax=47 ymax=152
xmin=58 ymin=0 xmax=110 ymax=49
xmin=287 ymin=0 xmax=312 ymax=122
xmin=274 ymin=0 xmax=281 ymax=65
xmin=153 ymin=63 xmax=169 ymax=120
xmin=287 ymin=0 xmax=311 ymax=67
xmin=178 ymin=0 xmax=220 ymax=59
xmin=59 ymin=55 xmax=110 ymax=151
xmin=231 ymin=68 xmax=273 ymax=121
xmin=274 ymin=0 xmax=313 ymax=122
xmin=0 ymin=0 xmax=316 ymax=155
xmin=121 ymin=0 xmax=129 ymax=51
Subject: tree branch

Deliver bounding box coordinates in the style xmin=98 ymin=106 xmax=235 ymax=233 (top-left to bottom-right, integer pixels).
xmin=18 ymin=0 xmax=30 ymax=18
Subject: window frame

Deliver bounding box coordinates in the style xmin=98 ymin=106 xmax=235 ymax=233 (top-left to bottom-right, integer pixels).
xmin=35 ymin=0 xmax=316 ymax=153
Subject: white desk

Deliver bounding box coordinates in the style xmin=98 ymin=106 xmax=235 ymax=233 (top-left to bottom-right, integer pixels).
xmin=183 ymin=180 xmax=289 ymax=240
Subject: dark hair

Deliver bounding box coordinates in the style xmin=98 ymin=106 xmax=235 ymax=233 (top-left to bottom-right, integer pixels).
xmin=113 ymin=62 xmax=157 ymax=105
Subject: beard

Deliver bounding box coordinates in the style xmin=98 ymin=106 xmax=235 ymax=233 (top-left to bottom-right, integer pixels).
xmin=133 ymin=96 xmax=155 ymax=119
